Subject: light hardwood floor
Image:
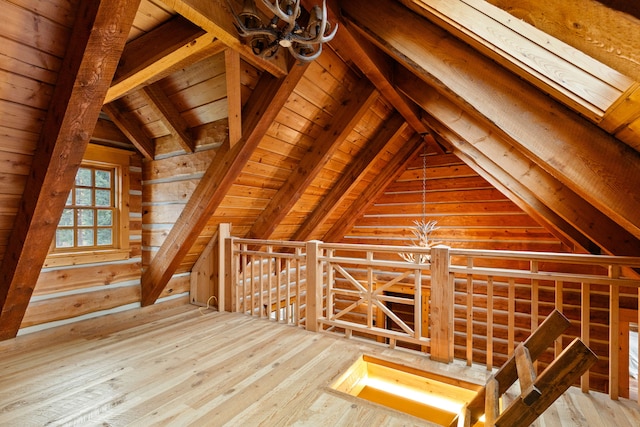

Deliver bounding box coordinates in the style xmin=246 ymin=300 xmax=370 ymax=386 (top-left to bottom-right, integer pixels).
xmin=0 ymin=302 xmax=639 ymax=426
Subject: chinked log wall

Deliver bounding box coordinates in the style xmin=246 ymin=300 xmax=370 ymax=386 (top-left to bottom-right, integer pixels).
xmin=18 ymin=152 xmax=178 ymax=332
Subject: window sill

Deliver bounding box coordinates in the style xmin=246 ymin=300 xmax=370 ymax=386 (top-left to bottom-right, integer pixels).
xmin=44 ymin=249 xmax=130 ymax=268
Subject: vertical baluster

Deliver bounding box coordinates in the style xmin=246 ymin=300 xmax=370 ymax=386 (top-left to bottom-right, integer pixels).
xmin=530 ymin=260 xmax=539 ymax=332
xmin=530 ymin=260 xmax=539 ymax=373
xmin=581 ymin=281 xmax=591 ymax=392
xmin=251 ymin=250 xmax=257 ymax=317
xmin=415 ymin=257 xmax=422 ymax=341
xmin=508 ymin=277 xmax=515 ymax=356
xmin=296 ymin=246 xmax=302 ymax=326
xmin=266 ymin=245 xmax=273 ymax=320
xmin=367 ymin=250 xmax=374 ymax=329
xmin=275 ymin=252 xmax=281 ymax=322
xmin=487 ymin=275 xmax=494 ymax=371
xmin=241 ymin=244 xmax=247 ymax=313
xmin=555 ymin=280 xmax=564 ymax=357
xmin=466 ymin=257 xmax=474 ymax=366
xmin=260 ymin=251 xmax=266 ymax=318
xmin=285 ymin=256 xmax=291 ymax=324
xmin=609 ymin=265 xmax=621 ymax=400
xmin=327 ymin=248 xmax=335 ymax=323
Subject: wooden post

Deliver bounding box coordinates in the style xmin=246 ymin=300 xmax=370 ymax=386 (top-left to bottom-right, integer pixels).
xmin=306 ymin=240 xmax=323 ymax=332
xmin=218 ymin=223 xmax=231 ymax=312
xmin=224 ymin=235 xmax=235 ymax=312
xmin=430 ymin=245 xmax=454 ymax=363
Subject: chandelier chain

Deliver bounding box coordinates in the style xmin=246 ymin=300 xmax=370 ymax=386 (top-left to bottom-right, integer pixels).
xmin=422 ymin=139 xmax=427 ymax=221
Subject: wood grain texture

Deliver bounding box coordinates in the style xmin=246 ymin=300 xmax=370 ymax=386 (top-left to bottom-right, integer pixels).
xmin=0 ymin=305 xmax=636 ymax=426
xmin=140 ymin=62 xmax=309 ymax=306
xmin=0 ymin=0 xmax=142 ymax=340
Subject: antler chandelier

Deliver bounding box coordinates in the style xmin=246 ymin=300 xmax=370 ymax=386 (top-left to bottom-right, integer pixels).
xmin=226 ymin=0 xmax=338 ymax=62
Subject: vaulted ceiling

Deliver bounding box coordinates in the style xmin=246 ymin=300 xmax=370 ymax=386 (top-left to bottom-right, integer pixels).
xmin=0 ymin=0 xmax=639 ymax=337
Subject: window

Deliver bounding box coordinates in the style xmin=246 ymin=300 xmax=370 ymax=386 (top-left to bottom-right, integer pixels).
xmin=46 ymin=144 xmax=131 ymax=267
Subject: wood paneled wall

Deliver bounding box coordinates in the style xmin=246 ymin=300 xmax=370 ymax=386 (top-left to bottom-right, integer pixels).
xmin=344 ymin=151 xmax=565 ymax=251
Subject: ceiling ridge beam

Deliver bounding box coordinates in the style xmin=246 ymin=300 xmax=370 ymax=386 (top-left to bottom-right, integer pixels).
xmin=293 ymin=113 xmax=409 ymax=241
xmin=103 ymin=101 xmax=156 ymax=160
xmin=323 ymin=132 xmax=423 ymax=243
xmin=0 ymin=0 xmax=141 ymax=340
xmin=343 ymin=0 xmax=640 ymax=241
xmin=140 ymin=61 xmax=310 ymax=306
xmin=246 ymin=79 xmax=378 ymax=240
xmin=142 ymin=83 xmax=195 ymax=153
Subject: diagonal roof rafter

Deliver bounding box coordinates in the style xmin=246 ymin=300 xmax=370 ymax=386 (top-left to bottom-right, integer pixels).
xmin=0 ymin=0 xmax=142 ymax=340
xmin=140 ymin=60 xmax=310 ymax=306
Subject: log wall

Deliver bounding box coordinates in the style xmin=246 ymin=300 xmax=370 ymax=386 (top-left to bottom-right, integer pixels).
xmin=19 ymin=146 xmax=193 ymax=334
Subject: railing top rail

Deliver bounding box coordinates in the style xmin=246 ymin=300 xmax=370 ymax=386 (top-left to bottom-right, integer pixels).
xmin=449 ymin=248 xmax=640 ymax=267
xmin=319 ymin=241 xmax=433 ymax=254
xmin=231 ymin=238 xmax=307 ymax=249
xmin=229 ymin=237 xmax=640 ymax=267
xmin=450 ymin=265 xmax=640 ymax=287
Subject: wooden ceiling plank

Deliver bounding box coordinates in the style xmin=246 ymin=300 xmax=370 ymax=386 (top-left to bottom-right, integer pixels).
xmin=92 ymin=118 xmax=130 ymax=145
xmin=425 ymin=119 xmax=594 ymax=253
xmin=293 ymin=114 xmax=409 ymax=242
xmin=160 ymin=0 xmax=288 ymax=77
xmin=397 ymin=72 xmax=640 ymax=256
xmin=323 ymin=133 xmax=423 ymax=243
xmin=0 ymin=0 xmax=141 ymax=341
xmin=140 ymin=61 xmax=309 ymax=306
xmin=142 ymin=83 xmax=195 ymax=152
xmin=225 ymin=48 xmax=242 ymax=147
xmin=106 ymin=15 xmax=225 ymax=103
xmin=342 ymin=0 xmax=640 ymax=241
xmin=246 ymin=78 xmax=378 ymax=240
xmin=103 ymin=102 xmax=156 ymax=160
xmin=304 ymin=0 xmax=441 ymax=153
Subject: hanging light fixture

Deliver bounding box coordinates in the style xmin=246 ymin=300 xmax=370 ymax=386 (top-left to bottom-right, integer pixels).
xmin=226 ymin=0 xmax=338 ymax=62
xmin=399 ymin=136 xmax=440 ymax=263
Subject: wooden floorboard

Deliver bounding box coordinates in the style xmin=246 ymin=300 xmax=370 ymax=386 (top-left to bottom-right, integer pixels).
xmin=0 ymin=303 xmax=638 ymax=426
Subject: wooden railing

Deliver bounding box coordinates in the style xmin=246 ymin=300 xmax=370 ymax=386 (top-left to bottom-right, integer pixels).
xmin=222 ymin=228 xmax=640 ymax=402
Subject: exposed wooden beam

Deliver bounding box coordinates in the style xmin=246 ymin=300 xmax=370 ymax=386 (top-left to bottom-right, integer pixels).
xmin=397 ymin=0 xmax=633 ymax=122
xmin=140 ymin=61 xmax=309 ymax=306
xmin=161 ymin=0 xmax=288 ymax=77
xmin=246 ymin=79 xmax=378 ymax=240
xmin=0 ymin=0 xmax=140 ymax=340
xmin=224 ymin=49 xmax=242 ymax=147
xmin=92 ymin=118 xmax=130 ymax=145
xmin=103 ymin=102 xmax=155 ymax=160
xmin=396 ymin=71 xmax=640 ymax=256
xmin=323 ymin=133 xmax=423 ymax=242
xmin=105 ymin=15 xmax=225 ymax=103
xmin=293 ymin=114 xmax=408 ymax=241
xmin=303 ymin=0 xmax=442 ymax=154
xmin=343 ymin=0 xmax=640 ymax=241
xmin=484 ymin=0 xmax=640 ymax=82
xmin=142 ymin=83 xmax=195 ymax=153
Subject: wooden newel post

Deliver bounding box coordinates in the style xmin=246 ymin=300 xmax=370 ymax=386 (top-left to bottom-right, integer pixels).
xmin=306 ymin=240 xmax=323 ymax=332
xmin=218 ymin=223 xmax=231 ymax=312
xmin=223 ymin=234 xmax=235 ymax=312
xmin=430 ymin=244 xmax=454 ymax=363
